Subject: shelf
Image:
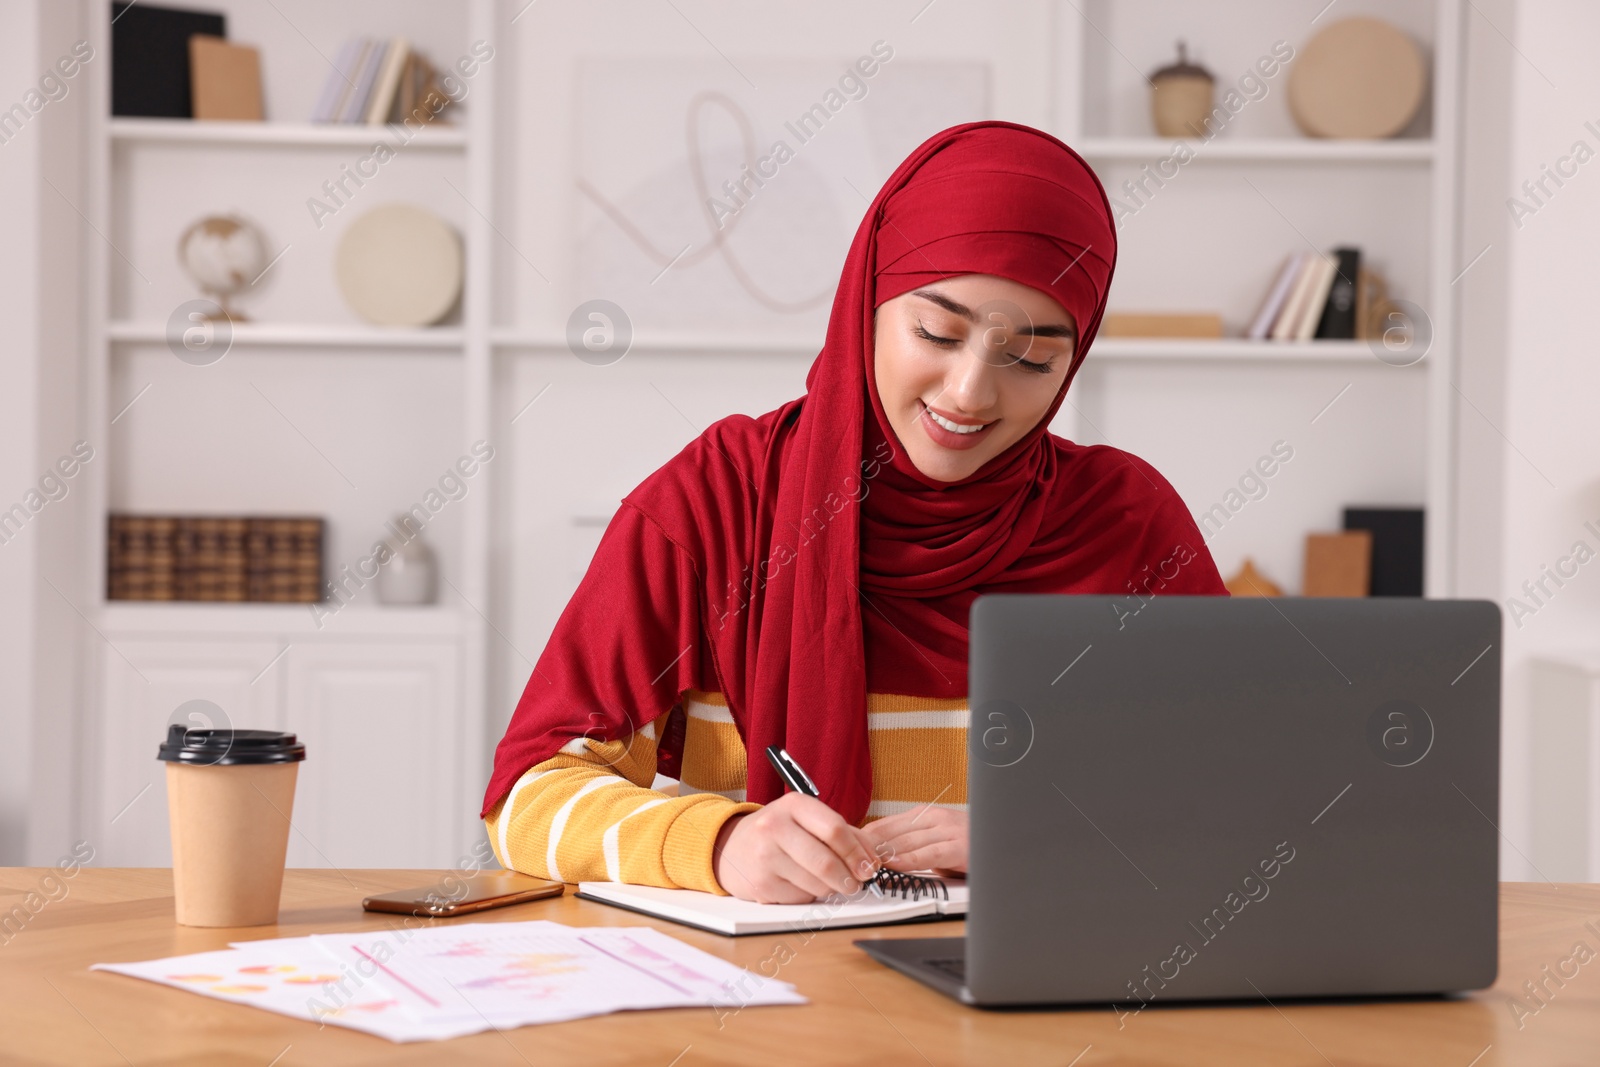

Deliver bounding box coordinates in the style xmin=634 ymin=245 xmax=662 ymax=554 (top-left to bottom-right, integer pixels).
xmin=108 ymin=322 xmax=465 ymax=349
xmin=490 ymin=332 xmax=1422 ymax=366
xmin=1087 ymin=339 xmax=1427 ymax=364
xmin=1534 ymin=649 xmax=1600 ymax=675
xmin=491 ymin=330 xmax=818 ymax=355
xmin=98 ymin=601 xmax=465 ymax=638
xmin=1076 ymin=138 xmax=1435 ymax=164
xmin=109 ymin=117 xmax=468 ymax=150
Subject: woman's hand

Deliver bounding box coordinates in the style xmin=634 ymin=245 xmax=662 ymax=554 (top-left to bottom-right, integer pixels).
xmin=859 ymin=806 xmax=968 ymax=878
xmin=713 ymin=793 xmax=880 ymax=903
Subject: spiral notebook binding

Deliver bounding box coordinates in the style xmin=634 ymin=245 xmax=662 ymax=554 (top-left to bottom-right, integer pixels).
xmin=867 ymin=868 xmax=948 ymax=901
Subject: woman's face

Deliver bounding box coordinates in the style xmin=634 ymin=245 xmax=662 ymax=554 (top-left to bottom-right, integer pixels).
xmin=873 ymin=273 xmax=1078 ymax=483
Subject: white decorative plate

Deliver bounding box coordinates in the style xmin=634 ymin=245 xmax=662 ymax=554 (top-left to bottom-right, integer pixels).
xmin=335 ymin=204 xmax=463 ymax=326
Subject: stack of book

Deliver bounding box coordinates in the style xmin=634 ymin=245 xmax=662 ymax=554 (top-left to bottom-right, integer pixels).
xmin=310 ymin=38 xmax=451 ymax=125
xmin=108 ymin=515 xmax=324 ymax=603
xmin=1247 ymin=248 xmax=1391 ymax=342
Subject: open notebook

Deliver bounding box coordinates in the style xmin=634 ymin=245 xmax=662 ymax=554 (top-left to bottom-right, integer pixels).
xmin=576 ymin=878 xmax=967 ymax=936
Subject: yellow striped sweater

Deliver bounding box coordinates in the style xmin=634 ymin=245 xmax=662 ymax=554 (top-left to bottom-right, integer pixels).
xmin=483 ymin=689 xmax=968 ymax=895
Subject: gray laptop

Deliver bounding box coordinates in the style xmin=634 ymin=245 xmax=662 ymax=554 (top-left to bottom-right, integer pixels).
xmin=856 ymin=595 xmax=1500 ymax=1008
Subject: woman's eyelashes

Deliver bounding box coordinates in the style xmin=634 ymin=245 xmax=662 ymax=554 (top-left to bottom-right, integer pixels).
xmin=1009 ymin=352 xmax=1055 ymax=374
xmin=913 ymin=321 xmax=1055 ymax=374
xmin=913 ymin=321 xmax=960 ymax=347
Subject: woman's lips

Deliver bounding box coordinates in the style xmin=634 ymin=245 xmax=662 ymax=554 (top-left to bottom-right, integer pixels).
xmin=917 ymin=399 xmax=996 ymax=451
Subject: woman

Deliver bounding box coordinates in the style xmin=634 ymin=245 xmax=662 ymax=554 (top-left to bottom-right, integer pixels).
xmin=482 ymin=120 xmax=1227 ymax=904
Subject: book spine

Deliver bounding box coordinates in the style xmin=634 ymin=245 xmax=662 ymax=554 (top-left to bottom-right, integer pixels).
xmin=1295 ymin=256 xmax=1338 ymax=342
xmin=388 ymin=54 xmax=413 ymax=124
xmin=340 ymin=38 xmax=387 ymax=123
xmin=310 ymin=37 xmax=358 ymax=122
xmin=106 ymin=514 xmax=130 ymax=600
xmin=366 ymin=39 xmax=410 ymax=125
xmin=1270 ymin=255 xmax=1318 ymax=341
xmin=173 ymin=517 xmax=200 ymax=600
xmin=220 ymin=517 xmax=248 ymax=601
xmin=1314 ymin=247 xmax=1362 ymax=340
xmin=326 ymin=37 xmax=372 ymax=124
xmin=293 ymin=517 xmax=325 ymax=603
xmin=1248 ymin=253 xmax=1302 ymax=341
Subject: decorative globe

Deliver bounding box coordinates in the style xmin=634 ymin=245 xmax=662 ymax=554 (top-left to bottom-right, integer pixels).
xmin=177 ymin=214 xmax=267 ymax=321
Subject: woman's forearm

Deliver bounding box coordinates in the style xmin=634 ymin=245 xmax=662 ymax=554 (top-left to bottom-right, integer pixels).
xmin=485 ymin=736 xmax=759 ymax=892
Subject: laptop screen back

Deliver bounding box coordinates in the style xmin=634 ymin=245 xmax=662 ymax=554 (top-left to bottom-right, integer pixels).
xmin=966 ymin=595 xmax=1500 ymax=1007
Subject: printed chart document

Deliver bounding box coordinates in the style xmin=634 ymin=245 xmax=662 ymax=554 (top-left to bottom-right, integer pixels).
xmin=92 ymin=920 xmax=804 ymax=1043
xmin=577 ymin=878 xmax=968 ymax=936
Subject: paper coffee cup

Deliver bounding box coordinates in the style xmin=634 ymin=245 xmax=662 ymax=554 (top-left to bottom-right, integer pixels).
xmin=158 ymin=725 xmax=306 ymax=927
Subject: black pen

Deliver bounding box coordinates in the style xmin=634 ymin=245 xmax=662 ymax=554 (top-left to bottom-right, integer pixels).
xmin=764 ymin=745 xmax=820 ymax=798
xmin=765 ymin=745 xmax=879 ymax=896
xmin=762 ymin=745 xmax=947 ymax=902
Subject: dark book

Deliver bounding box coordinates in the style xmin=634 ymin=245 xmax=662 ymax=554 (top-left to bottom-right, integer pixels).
xmin=1314 ymin=247 xmax=1362 ymax=340
xmin=1343 ymin=507 xmax=1424 ymax=596
xmin=111 ymin=2 xmax=226 ymax=118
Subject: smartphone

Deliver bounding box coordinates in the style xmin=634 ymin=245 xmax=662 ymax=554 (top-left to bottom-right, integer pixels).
xmin=362 ymin=871 xmax=564 ymax=918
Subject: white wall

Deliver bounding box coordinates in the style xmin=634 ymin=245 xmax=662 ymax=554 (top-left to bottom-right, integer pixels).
xmin=0 ymin=0 xmax=44 ymax=864
xmin=1471 ymin=0 xmax=1600 ymax=879
xmin=0 ymin=0 xmax=88 ymax=864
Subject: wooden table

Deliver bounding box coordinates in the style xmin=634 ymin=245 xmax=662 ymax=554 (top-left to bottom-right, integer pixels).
xmin=2 ymin=869 xmax=1597 ymax=1066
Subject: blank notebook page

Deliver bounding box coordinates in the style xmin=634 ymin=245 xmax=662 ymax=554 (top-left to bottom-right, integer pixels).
xmin=576 ymin=879 xmax=968 ymax=936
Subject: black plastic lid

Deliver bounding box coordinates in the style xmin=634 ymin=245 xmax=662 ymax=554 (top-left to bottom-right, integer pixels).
xmin=158 ymin=724 xmax=306 ymax=766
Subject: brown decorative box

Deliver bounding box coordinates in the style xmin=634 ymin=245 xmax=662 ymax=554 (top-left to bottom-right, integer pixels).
xmin=108 ymin=514 xmax=323 ymax=603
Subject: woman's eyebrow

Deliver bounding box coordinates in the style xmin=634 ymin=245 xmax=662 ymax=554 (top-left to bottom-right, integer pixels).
xmin=911 ymin=288 xmax=976 ymax=320
xmin=911 ymin=289 xmax=1075 ymax=340
xmin=1016 ymin=322 xmax=1076 ymax=340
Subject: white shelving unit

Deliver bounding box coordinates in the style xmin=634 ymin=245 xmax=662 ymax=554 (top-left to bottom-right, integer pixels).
xmin=97 ymin=601 xmax=465 ymax=637
xmin=1052 ymin=0 xmax=1462 ymax=596
xmin=489 ymin=332 xmax=1426 ymax=366
xmin=1090 ymin=339 xmax=1429 ymax=364
xmin=1076 ymin=137 xmax=1437 ymax=163
xmin=107 ymin=321 xmax=467 ymax=348
xmin=110 ymin=116 xmax=469 ymax=149
xmin=80 ymin=0 xmax=496 ymax=869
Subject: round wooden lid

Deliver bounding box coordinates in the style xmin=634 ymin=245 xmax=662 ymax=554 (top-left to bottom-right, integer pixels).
xmin=1151 ymin=40 xmax=1212 ymax=82
xmin=1288 ymin=17 xmax=1426 ymax=139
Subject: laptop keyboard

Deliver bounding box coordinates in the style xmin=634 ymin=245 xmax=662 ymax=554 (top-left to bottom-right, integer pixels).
xmin=925 ymin=957 xmax=966 ymax=981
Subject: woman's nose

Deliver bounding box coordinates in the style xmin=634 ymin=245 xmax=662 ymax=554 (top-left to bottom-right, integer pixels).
xmin=945 ymin=344 xmax=1001 ymax=415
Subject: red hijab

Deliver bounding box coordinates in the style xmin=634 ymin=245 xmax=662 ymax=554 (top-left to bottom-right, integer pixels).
xmin=484 ymin=120 xmax=1224 ymax=825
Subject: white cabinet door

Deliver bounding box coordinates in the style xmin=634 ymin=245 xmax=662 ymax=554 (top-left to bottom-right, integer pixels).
xmin=94 ymin=639 xmax=286 ymax=866
xmin=283 ymin=641 xmax=462 ymax=869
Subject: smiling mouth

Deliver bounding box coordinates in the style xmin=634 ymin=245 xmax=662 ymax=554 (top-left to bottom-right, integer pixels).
xmin=919 ymin=400 xmax=993 ymax=435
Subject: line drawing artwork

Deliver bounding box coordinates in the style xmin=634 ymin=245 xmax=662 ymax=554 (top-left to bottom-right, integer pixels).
xmin=578 ymin=91 xmax=833 ymax=315
xmin=575 ymin=58 xmax=989 ymax=338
